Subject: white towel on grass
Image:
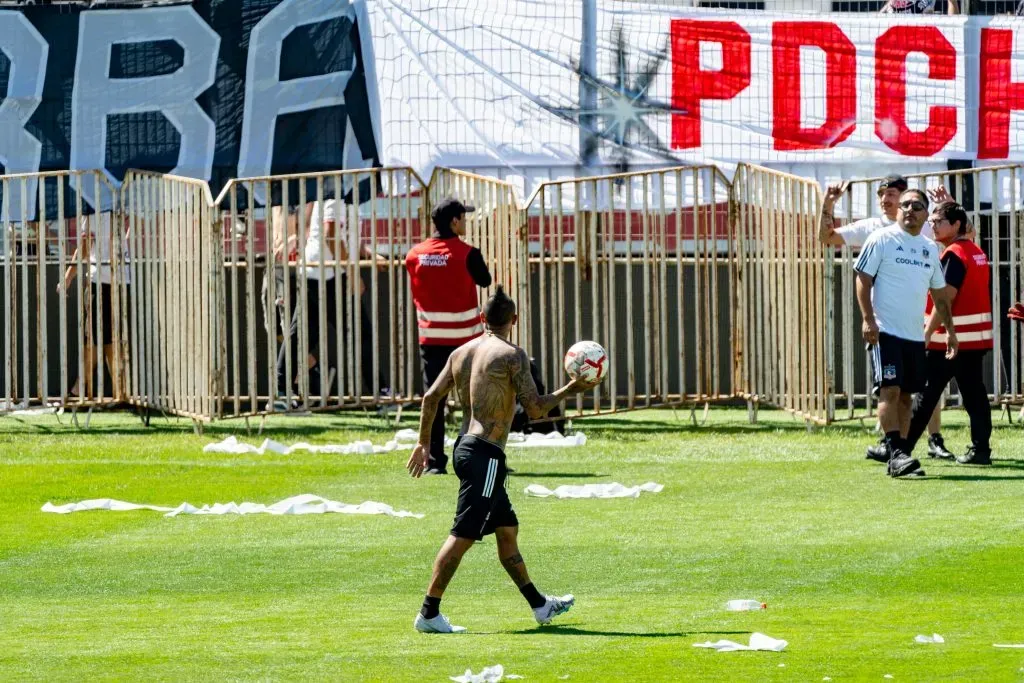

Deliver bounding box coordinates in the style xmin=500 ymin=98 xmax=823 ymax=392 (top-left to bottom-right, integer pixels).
xmin=693 ymin=632 xmax=788 ymax=652
xmin=524 ymin=482 xmax=663 ymax=499
xmin=42 ymin=494 xmax=423 ymax=518
xmin=205 ymin=430 xmax=587 ymax=456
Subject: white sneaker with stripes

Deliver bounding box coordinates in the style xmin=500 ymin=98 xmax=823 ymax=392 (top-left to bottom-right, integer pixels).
xmin=414 ymin=613 xmax=466 ymax=633
xmin=533 ymin=594 xmax=575 ymax=625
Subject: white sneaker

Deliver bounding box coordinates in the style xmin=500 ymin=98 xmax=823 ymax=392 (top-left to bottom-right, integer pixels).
xmin=533 ymin=594 xmax=575 ymax=624
xmin=414 ymin=613 xmax=466 ymax=633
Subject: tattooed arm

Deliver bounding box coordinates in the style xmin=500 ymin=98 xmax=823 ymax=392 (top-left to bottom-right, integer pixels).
xmin=407 ymin=356 xmax=455 ymax=478
xmin=510 ymin=348 xmax=592 ymax=420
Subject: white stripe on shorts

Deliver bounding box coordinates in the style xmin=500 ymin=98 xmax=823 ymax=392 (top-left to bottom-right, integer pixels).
xmin=482 ymin=458 xmax=498 ymax=498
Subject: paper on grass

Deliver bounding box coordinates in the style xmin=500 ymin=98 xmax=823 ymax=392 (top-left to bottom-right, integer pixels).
xmin=993 ymin=644 xmax=1024 ymax=648
xmin=693 ymin=632 xmax=788 ymax=652
xmin=205 ymin=430 xmax=586 ymax=457
xmin=524 ymin=482 xmax=663 ymax=499
xmin=915 ymin=633 xmax=945 ymax=643
xmin=43 ymin=494 xmax=423 ymax=518
xmin=450 ymin=664 xmax=513 ymax=683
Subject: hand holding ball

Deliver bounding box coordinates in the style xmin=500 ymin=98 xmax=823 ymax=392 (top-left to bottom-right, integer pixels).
xmin=564 ymin=341 xmax=609 ymax=385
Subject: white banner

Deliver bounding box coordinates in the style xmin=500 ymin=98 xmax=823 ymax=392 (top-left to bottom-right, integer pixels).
xmin=368 ymin=1 xmax=1024 ymax=171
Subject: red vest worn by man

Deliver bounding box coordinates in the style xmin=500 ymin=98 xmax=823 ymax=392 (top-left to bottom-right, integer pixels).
xmin=406 ymin=237 xmax=483 ymax=346
xmin=925 ymin=239 xmax=993 ymax=351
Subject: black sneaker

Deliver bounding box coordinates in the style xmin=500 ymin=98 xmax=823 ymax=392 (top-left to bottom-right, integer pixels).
xmin=424 ymin=467 xmax=448 ymax=475
xmin=955 ymin=447 xmax=992 ymax=466
xmin=888 ymin=451 xmax=924 ymax=478
xmin=927 ymin=434 xmax=956 ymax=460
xmin=865 ymin=441 xmax=889 ymax=463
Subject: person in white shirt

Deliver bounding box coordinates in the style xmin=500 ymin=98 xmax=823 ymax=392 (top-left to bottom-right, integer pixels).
xmin=60 ymin=212 xmax=130 ymax=399
xmin=854 ymin=189 xmax=957 ymax=478
xmin=819 ymin=175 xmax=963 ymax=460
xmin=277 ymin=198 xmax=386 ymax=399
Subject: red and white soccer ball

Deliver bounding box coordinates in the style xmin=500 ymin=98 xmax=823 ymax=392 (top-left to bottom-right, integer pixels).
xmin=563 ymin=341 xmax=609 ymax=383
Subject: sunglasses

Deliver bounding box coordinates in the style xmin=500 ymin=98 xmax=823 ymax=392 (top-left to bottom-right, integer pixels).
xmin=900 ymin=201 xmax=926 ymax=211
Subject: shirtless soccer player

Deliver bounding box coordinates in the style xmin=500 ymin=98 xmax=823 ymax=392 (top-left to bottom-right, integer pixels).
xmin=408 ymin=286 xmax=601 ymax=633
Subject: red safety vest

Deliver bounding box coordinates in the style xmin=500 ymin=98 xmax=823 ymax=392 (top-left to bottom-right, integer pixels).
xmin=925 ymin=239 xmax=993 ymax=351
xmin=405 ymin=237 xmax=483 ymax=347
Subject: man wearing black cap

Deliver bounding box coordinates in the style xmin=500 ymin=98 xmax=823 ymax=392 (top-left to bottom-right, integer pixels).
xmin=405 ymin=198 xmax=492 ymax=474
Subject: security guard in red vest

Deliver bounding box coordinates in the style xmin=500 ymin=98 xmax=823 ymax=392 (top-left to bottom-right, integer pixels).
xmin=904 ymin=201 xmax=994 ymax=465
xmin=406 ymin=198 xmax=492 ymax=474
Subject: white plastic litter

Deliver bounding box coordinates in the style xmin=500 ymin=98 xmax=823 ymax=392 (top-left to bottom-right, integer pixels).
xmin=726 ymin=599 xmax=766 ymax=611
xmin=993 ymin=644 xmax=1024 ymax=648
xmin=450 ymin=665 xmax=510 ymax=683
xmin=506 ymin=431 xmax=587 ymax=448
xmin=692 ymin=632 xmax=788 ymax=652
xmin=914 ymin=633 xmax=945 ymax=644
xmin=524 ymin=482 xmax=663 ymax=499
xmin=205 ymin=431 xmax=587 ymax=457
xmin=43 ymin=494 xmax=423 ymax=519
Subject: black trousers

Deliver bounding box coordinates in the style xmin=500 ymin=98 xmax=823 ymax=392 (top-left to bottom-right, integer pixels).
xmin=420 ymin=344 xmax=456 ymax=470
xmin=905 ymin=349 xmax=992 ymax=454
xmin=419 ymin=345 xmax=565 ymax=470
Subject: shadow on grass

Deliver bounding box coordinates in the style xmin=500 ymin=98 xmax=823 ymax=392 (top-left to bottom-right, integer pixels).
xmin=925 ymin=473 xmax=1024 ymax=481
xmin=507 ymin=472 xmax=606 ymax=479
xmin=494 ymin=626 xmax=749 ymax=638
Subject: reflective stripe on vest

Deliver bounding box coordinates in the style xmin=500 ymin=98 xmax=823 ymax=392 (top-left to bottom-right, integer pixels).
xmin=932 ymin=330 xmax=993 ymax=344
xmin=417 ymin=308 xmax=480 ymax=323
xmin=420 ymin=324 xmax=485 ymax=340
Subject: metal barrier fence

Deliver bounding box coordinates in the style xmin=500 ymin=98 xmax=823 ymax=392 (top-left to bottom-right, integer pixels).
xmin=0 ymin=170 xmax=125 ymax=414
xmin=121 ymin=171 xmax=219 ymax=422
xmin=832 ymin=165 xmax=1024 ymax=418
xmin=3 ymin=164 xmax=1022 ymax=426
xmin=732 ymin=165 xmax=832 ymax=425
xmin=211 ymin=168 xmax=426 ymax=418
xmin=522 ymin=166 xmax=734 ymax=419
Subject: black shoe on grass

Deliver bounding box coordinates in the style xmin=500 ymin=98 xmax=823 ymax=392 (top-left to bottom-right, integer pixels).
xmin=865 ymin=441 xmax=889 ymax=463
xmin=888 ymin=451 xmax=923 ymax=478
xmin=955 ymin=447 xmax=992 ymax=466
xmin=927 ymin=434 xmax=956 ymax=460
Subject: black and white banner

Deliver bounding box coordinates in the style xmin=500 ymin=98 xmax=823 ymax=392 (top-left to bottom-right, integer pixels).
xmin=0 ymin=0 xmax=380 ymax=217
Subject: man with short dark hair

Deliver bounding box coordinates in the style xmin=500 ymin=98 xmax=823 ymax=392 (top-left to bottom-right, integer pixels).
xmin=406 ymin=198 xmax=492 ymax=474
xmin=821 ymin=176 xmax=955 ymax=461
xmin=903 ymin=201 xmax=994 ymax=465
xmin=854 ymin=189 xmax=958 ymax=478
xmin=408 ymin=286 xmax=599 ymax=633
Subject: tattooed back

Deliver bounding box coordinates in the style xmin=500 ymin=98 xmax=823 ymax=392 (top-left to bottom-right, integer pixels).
xmin=451 ymin=334 xmax=534 ymax=450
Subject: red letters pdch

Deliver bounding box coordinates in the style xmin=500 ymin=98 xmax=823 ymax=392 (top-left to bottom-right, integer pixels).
xmin=979 ymin=28 xmax=1024 ymax=159
xmin=772 ymin=22 xmax=857 ymax=150
xmin=875 ymin=26 xmax=957 ymax=156
xmin=670 ymin=20 xmax=751 ymax=149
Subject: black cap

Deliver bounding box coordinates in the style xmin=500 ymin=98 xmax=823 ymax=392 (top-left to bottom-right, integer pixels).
xmin=877 ymin=174 xmax=909 ymax=195
xmin=431 ymin=197 xmax=476 ymax=230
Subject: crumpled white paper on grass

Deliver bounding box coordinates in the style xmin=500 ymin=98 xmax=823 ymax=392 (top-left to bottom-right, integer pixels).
xmin=450 ymin=665 xmax=522 ymax=683
xmin=524 ymin=482 xmax=663 ymax=499
xmin=42 ymin=494 xmax=423 ymax=518
xmin=204 ymin=430 xmax=587 ymax=456
xmin=915 ymin=633 xmax=945 ymax=643
xmin=693 ymin=632 xmax=788 ymax=652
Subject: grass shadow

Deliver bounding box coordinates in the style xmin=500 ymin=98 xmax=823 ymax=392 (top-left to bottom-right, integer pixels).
xmin=498 ymin=626 xmax=749 ymax=638
xmin=507 ymin=472 xmax=607 ymax=479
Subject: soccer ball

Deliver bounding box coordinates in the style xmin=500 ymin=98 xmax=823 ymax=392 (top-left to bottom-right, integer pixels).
xmin=563 ymin=341 xmax=608 ymax=383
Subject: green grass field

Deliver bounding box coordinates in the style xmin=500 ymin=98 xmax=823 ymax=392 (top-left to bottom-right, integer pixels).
xmin=1 ymin=407 xmax=1023 ymax=682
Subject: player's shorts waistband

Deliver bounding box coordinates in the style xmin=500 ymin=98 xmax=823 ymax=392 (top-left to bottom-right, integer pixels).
xmin=454 ymin=434 xmax=506 ymax=460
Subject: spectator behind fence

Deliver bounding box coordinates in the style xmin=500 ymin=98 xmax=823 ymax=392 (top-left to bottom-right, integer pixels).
xmin=60 ymin=212 xmax=130 ymax=399
xmin=854 ymin=189 xmax=956 ymax=479
xmin=273 ymin=198 xmax=387 ymax=403
xmin=880 ymin=0 xmax=958 ymax=13
xmin=903 ymin=202 xmax=994 ymax=466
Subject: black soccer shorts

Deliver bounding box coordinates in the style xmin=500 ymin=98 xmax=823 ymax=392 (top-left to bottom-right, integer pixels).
xmin=450 ymin=435 xmax=518 ymax=541
xmin=872 ymin=332 xmax=927 ymax=394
